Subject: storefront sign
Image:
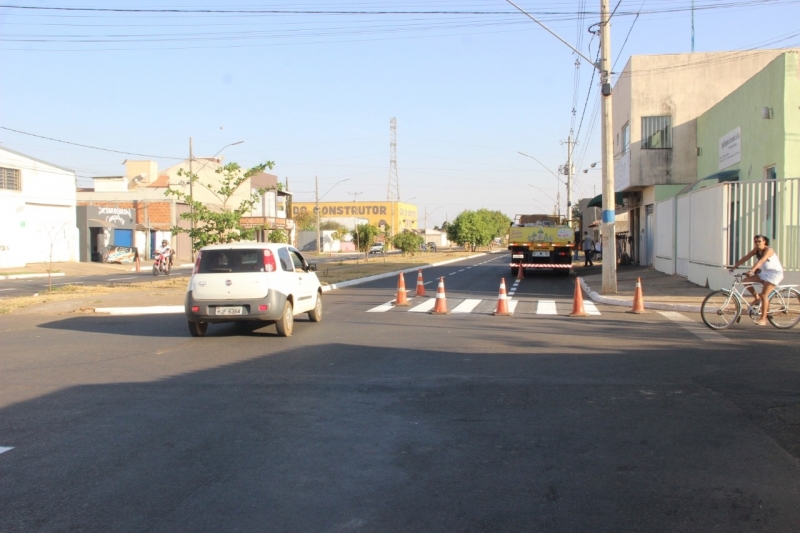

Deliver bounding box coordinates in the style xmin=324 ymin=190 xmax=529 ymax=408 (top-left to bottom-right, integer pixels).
xmin=719 ymin=127 xmax=741 ymax=170
xmin=87 ymin=206 xmax=135 ymax=228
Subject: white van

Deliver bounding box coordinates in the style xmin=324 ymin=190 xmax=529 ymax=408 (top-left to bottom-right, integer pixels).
xmin=184 ymin=242 xmax=322 ymax=337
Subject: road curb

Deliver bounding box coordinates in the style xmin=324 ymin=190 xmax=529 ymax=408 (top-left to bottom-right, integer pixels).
xmin=579 ymin=278 xmax=702 ymax=313
xmin=0 ymin=272 xmax=66 ymax=280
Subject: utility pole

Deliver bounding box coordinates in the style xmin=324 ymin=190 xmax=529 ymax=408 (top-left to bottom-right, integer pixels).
xmin=600 ymin=0 xmax=617 ymax=293
xmin=315 ymin=175 xmax=321 ymax=254
xmin=189 ymin=137 xmax=194 ymax=261
xmin=559 ymin=134 xmax=574 ymax=221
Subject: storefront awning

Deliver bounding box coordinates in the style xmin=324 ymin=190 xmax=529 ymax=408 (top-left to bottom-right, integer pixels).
xmin=677 ymin=169 xmax=739 ymax=195
xmin=586 ymin=192 xmax=624 ymax=209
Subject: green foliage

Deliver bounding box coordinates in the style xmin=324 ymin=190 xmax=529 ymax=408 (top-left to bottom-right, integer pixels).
xmin=292 ymin=210 xmax=316 ymax=232
xmin=353 ymin=224 xmax=381 ymax=256
xmin=447 ymin=209 xmax=512 ymax=251
xmin=267 ymin=229 xmax=287 ymax=243
xmin=165 ymin=160 xmax=275 ymax=250
xmin=320 ymin=220 xmax=346 ymax=232
xmin=392 ymin=230 xmax=424 ymax=256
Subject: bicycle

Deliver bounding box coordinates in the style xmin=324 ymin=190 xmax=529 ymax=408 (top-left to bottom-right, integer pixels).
xmin=700 ymin=270 xmax=800 ymax=330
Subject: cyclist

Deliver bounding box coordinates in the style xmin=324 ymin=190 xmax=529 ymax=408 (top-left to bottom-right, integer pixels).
xmin=731 ymin=234 xmax=784 ymax=326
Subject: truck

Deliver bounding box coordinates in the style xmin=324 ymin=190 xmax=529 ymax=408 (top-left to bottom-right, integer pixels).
xmin=507 ymin=214 xmax=575 ymax=276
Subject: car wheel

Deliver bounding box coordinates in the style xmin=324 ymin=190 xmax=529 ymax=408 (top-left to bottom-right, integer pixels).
xmin=187 ymin=321 xmax=208 ymax=337
xmin=276 ymin=301 xmax=294 ymax=337
xmin=308 ymin=292 xmax=322 ymax=322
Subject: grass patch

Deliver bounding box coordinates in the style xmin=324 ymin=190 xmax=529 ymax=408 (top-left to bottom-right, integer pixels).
xmin=0 ymin=277 xmax=187 ymax=314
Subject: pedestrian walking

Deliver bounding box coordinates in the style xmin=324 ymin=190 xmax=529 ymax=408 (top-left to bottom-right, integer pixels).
xmin=582 ymin=231 xmax=594 ymax=267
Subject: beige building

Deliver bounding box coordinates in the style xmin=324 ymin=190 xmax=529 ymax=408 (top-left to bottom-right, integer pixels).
xmin=612 ymin=50 xmax=789 ymax=266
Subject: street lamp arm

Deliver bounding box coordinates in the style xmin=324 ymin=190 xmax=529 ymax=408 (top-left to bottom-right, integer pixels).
xmin=504 ymin=0 xmax=598 ymax=69
xmin=518 ymin=151 xmax=565 ymax=184
xmin=319 ymin=178 xmax=351 ymax=201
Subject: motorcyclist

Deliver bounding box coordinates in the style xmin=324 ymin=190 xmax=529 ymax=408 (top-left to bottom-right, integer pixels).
xmin=156 ymin=239 xmax=173 ymax=269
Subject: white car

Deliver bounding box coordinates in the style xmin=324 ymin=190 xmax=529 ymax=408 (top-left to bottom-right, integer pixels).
xmin=369 ymin=243 xmax=385 ymax=254
xmin=184 ymin=242 xmax=322 ymax=337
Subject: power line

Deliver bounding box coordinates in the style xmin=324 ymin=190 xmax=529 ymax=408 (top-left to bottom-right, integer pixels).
xmin=0 ymin=126 xmax=182 ymax=159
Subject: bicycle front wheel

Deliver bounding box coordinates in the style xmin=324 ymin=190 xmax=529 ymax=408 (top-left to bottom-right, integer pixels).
xmin=701 ymin=290 xmax=741 ymax=330
xmin=767 ymin=288 xmax=800 ymax=329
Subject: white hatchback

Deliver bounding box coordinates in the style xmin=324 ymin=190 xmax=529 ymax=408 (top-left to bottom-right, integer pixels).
xmin=184 ymin=242 xmax=322 ymax=337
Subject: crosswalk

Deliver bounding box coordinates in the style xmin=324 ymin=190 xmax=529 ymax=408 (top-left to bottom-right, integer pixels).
xmin=367 ymin=296 xmax=601 ymax=316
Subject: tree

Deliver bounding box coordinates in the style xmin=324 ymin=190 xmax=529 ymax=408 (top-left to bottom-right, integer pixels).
xmin=392 ymin=230 xmax=424 ymax=256
xmin=447 ymin=209 xmax=511 ymax=251
xmin=267 ymin=229 xmax=287 ymax=243
xmin=40 ymin=221 xmax=70 ymax=291
xmin=165 ymin=161 xmax=274 ymax=250
xmin=292 ymin=210 xmax=316 ymax=232
xmin=352 ymin=223 xmax=380 ymax=257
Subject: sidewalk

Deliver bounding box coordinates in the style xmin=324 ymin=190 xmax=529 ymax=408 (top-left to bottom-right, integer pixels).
xmin=576 ymin=262 xmax=708 ymax=313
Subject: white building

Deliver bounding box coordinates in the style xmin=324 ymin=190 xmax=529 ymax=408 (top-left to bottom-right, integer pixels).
xmin=0 ymin=147 xmax=78 ymax=268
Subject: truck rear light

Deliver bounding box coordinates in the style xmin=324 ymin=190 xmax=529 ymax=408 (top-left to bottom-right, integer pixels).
xmin=192 ymin=252 xmax=202 ymax=274
xmin=191 ymin=306 xmax=199 ymax=312
xmin=258 ymin=304 xmax=269 ymax=311
xmin=263 ymin=249 xmax=277 ymax=272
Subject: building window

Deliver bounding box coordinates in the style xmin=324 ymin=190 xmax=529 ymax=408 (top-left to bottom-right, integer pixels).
xmin=622 ymin=122 xmax=630 ymax=153
xmin=641 ymin=116 xmax=671 ymax=149
xmin=0 ymin=167 xmax=21 ymax=190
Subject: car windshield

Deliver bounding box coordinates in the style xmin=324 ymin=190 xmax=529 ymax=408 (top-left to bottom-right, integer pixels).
xmin=198 ymin=249 xmax=264 ymax=273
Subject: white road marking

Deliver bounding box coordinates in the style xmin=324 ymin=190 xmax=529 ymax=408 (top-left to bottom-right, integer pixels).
xmin=0 ymin=446 xmax=13 ymax=454
xmin=452 ymin=299 xmax=482 ymax=313
xmin=409 ymin=299 xmax=437 ymax=313
xmin=658 ymin=311 xmax=732 ymax=342
xmin=448 ymin=272 xmax=457 ymax=276
xmin=367 ymin=301 xmax=395 ymax=313
xmin=508 ymin=300 xmax=519 ymax=314
xmin=584 ymin=301 xmax=601 ymax=315
xmin=94 ymin=305 xmax=184 ymax=315
xmin=537 ymin=300 xmax=558 ymax=315
xmin=107 ymin=277 xmax=137 ymax=281
xmin=0 ymin=288 xmax=13 ymax=292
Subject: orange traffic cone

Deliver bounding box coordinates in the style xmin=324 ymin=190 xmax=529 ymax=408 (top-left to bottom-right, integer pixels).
xmin=415 ymin=268 xmax=426 ymax=297
xmin=516 ymin=263 xmax=525 ymax=280
xmin=394 ymin=272 xmax=410 ymax=306
xmin=569 ymin=278 xmax=588 ymax=317
xmin=627 ymin=277 xmax=647 ymax=314
xmin=493 ymin=278 xmax=512 ymax=316
xmin=430 ymin=277 xmax=450 ymax=314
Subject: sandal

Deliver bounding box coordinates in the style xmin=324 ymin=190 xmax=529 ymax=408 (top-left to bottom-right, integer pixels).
xmin=754 ymin=319 xmax=767 ymax=326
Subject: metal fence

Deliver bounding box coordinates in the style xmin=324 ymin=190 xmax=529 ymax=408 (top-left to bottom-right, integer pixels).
xmin=724 ymin=178 xmax=799 ymax=271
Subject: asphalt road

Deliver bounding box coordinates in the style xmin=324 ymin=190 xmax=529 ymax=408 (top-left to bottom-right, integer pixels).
xmin=2 ymin=253 xmax=800 ymax=532
xmin=0 ymin=268 xmax=193 ymax=298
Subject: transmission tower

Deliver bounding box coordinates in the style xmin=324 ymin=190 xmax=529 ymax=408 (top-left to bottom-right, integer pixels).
xmin=386 ymin=117 xmax=399 ymax=201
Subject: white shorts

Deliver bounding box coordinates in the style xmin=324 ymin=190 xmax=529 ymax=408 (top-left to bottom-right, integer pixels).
xmin=759 ymin=269 xmax=784 ymax=286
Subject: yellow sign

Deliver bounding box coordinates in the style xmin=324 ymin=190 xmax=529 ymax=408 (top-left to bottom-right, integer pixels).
xmin=292 ymin=201 xmax=417 ymax=230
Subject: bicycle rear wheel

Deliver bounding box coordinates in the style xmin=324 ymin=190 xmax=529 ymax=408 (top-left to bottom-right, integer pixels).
xmin=701 ymin=290 xmax=741 ymax=330
xmin=767 ymin=288 xmax=800 ymax=329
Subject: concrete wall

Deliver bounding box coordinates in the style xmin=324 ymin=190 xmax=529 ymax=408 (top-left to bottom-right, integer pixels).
xmin=0 ymin=147 xmax=78 ymax=268
xmin=697 ymin=51 xmax=800 ymax=182
xmin=613 ymin=50 xmax=791 ymax=191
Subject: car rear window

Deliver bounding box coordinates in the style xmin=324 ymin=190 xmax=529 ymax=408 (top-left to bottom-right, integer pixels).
xmin=198 ymin=249 xmax=265 ymax=273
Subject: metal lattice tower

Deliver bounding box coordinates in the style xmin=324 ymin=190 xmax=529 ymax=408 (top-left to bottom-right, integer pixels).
xmin=386 ymin=117 xmax=400 ymax=201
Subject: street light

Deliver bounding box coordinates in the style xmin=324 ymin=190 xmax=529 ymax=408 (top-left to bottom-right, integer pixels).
xmin=189 ymin=138 xmax=245 ymax=260
xmin=315 ymin=177 xmax=350 ymax=253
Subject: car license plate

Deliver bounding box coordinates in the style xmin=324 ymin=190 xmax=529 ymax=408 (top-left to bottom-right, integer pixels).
xmin=532 ymin=251 xmax=549 ymax=257
xmin=215 ymin=306 xmax=243 ymax=315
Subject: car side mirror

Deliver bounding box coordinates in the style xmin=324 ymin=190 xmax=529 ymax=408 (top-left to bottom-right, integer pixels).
xmin=307 ymin=263 xmax=318 ymax=272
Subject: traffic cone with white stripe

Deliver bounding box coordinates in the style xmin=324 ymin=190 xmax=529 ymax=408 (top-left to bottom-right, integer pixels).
xmin=569 ymin=277 xmax=588 ymax=317
xmin=394 ymin=272 xmax=410 ymax=306
xmin=415 ymin=268 xmax=426 ymax=297
xmin=430 ymin=277 xmax=449 ymax=314
xmin=493 ymin=278 xmax=512 ymax=316
xmin=627 ymin=277 xmax=647 ymax=314
xmin=516 ymin=263 xmax=525 ymax=280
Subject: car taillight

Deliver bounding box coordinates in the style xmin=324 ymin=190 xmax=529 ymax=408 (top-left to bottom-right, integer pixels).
xmin=193 ymin=251 xmax=202 ymax=274
xmin=263 ymin=249 xmax=277 ymax=272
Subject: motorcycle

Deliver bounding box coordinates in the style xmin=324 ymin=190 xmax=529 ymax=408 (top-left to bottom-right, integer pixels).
xmin=152 ymin=251 xmax=171 ymax=276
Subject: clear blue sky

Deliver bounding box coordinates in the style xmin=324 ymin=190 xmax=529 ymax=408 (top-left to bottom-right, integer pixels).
xmin=2 ymin=1 xmax=799 ymax=229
